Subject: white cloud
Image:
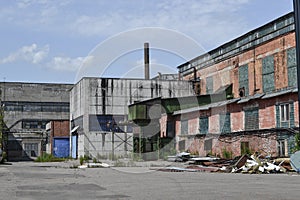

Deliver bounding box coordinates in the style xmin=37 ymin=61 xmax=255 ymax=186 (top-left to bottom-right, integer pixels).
xmin=48 ymin=56 xmax=93 ymax=72
xmin=68 ymin=0 xmax=252 ymax=48
xmin=0 ymin=43 xmax=49 ymax=64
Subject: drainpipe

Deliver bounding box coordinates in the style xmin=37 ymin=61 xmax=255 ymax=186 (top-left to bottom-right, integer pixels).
xmin=293 ymin=0 xmax=300 ymax=129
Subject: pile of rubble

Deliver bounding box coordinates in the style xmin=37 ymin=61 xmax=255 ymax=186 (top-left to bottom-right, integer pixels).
xmin=163 ymin=152 xmax=299 ymax=174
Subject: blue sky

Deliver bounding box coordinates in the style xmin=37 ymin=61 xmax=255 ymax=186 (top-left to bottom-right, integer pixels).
xmin=0 ymin=0 xmax=294 ymax=83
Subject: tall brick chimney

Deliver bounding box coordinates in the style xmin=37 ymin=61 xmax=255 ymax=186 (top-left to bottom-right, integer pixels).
xmin=144 ymin=42 xmax=150 ymax=80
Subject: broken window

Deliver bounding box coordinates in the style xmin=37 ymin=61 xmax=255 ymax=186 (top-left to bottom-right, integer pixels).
xmin=262 ymin=55 xmax=275 ymax=93
xmin=238 ymin=64 xmax=249 ymax=97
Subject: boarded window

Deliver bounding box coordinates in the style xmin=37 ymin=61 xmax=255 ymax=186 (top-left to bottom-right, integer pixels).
xmin=262 ymin=55 xmax=275 ymax=92
xmin=179 ymin=140 xmax=186 ymax=151
xmin=199 ymin=116 xmax=209 ymax=134
xmin=219 ymin=113 xmax=231 ymax=133
xmin=244 ymin=107 xmax=259 ymax=130
xmin=181 ymin=120 xmax=188 ymax=135
xmin=238 ymin=64 xmax=249 ymax=97
xmin=287 ymin=48 xmax=297 ymax=87
xmin=204 ymin=139 xmax=212 ymax=151
xmin=206 ymin=76 xmax=213 ymax=94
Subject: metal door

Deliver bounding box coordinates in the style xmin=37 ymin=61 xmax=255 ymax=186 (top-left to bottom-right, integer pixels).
xmin=53 ymin=138 xmax=70 ymax=158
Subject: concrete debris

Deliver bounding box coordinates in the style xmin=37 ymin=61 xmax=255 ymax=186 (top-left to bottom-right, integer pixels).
xmin=78 ymin=162 xmax=110 ymax=169
xmin=165 ymin=152 xmax=295 ymax=174
xmin=167 ymin=152 xmax=191 ymax=162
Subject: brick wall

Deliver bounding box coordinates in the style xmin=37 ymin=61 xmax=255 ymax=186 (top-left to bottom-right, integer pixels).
xmin=51 ymin=121 xmax=70 ymax=137
xmin=187 ymin=132 xmax=279 ymax=158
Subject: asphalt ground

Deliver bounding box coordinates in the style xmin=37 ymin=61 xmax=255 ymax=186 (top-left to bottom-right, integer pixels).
xmin=1 ymin=161 xmax=300 ymax=200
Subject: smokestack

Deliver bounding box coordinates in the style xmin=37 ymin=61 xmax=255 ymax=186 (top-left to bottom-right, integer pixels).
xmin=144 ymin=42 xmax=150 ymax=80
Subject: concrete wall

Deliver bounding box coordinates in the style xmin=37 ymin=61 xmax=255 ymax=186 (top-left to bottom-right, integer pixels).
xmin=0 ymin=82 xmax=72 ymax=160
xmin=70 ymin=77 xmax=194 ymax=158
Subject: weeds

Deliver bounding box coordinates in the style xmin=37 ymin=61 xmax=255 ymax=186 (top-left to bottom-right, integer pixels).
xmin=35 ymin=153 xmax=66 ymax=162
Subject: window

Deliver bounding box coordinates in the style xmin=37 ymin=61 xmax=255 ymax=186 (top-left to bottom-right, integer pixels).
xmin=277 ymin=140 xmax=286 ymax=157
xmin=262 ymin=55 xmax=275 ymax=92
xmin=280 ymin=104 xmax=290 ymax=122
xmin=287 ymin=48 xmax=297 ymax=87
xmin=89 ymin=115 xmax=130 ymax=132
xmin=199 ymin=116 xmax=209 ymax=134
xmin=24 ymin=143 xmax=38 ymax=157
xmin=22 ymin=120 xmax=49 ymax=129
xmin=244 ymin=107 xmax=259 ymax=130
xmin=241 ymin=142 xmax=250 ymax=155
xmin=181 ymin=120 xmax=188 ymax=135
xmin=276 ymin=103 xmax=295 ymax=128
xmin=167 ymin=121 xmax=175 ymax=138
xmin=219 ymin=113 xmax=231 ymax=133
xmin=206 ymin=76 xmax=214 ymax=94
xmin=3 ymin=101 xmax=70 ymax=112
xmin=238 ymin=64 xmax=249 ymax=97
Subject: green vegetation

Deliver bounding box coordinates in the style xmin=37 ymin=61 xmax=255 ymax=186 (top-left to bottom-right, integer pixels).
xmin=79 ymin=155 xmax=90 ymax=165
xmin=35 ymin=153 xmax=67 ymax=162
xmin=292 ymin=132 xmax=300 ymax=153
xmin=222 ymin=148 xmax=233 ymax=159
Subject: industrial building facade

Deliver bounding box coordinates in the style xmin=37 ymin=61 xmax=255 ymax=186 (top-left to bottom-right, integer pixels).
xmin=174 ymin=12 xmax=299 ymax=157
xmin=70 ymin=77 xmax=194 ymax=159
xmin=1 ymin=12 xmax=299 ymax=161
xmin=0 ymin=82 xmax=72 ymax=160
xmin=129 ymin=12 xmax=299 ymax=159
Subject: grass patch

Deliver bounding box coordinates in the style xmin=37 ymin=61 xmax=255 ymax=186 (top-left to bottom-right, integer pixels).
xmin=35 ymin=153 xmax=67 ymax=162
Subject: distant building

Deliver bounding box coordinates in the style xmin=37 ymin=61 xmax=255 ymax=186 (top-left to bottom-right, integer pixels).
xmin=0 ymin=82 xmax=72 ymax=161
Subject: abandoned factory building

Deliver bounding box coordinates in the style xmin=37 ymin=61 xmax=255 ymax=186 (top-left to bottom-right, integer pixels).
xmin=0 ymin=82 xmax=72 ymax=161
xmin=130 ymin=12 xmax=300 ymax=159
xmin=1 ymin=12 xmax=300 ymax=161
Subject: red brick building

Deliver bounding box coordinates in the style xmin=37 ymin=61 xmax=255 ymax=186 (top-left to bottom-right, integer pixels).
xmin=173 ymin=12 xmax=298 ymax=158
xmin=129 ymin=12 xmax=299 ymax=159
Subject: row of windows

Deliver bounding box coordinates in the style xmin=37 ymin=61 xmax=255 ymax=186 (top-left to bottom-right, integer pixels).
xmin=180 ymin=103 xmax=294 ymax=135
xmin=179 ymin=14 xmax=294 ymax=74
xmin=205 ymin=47 xmax=297 ymax=96
xmin=22 ymin=120 xmax=49 ymax=129
xmin=4 ymin=101 xmax=70 ymax=112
